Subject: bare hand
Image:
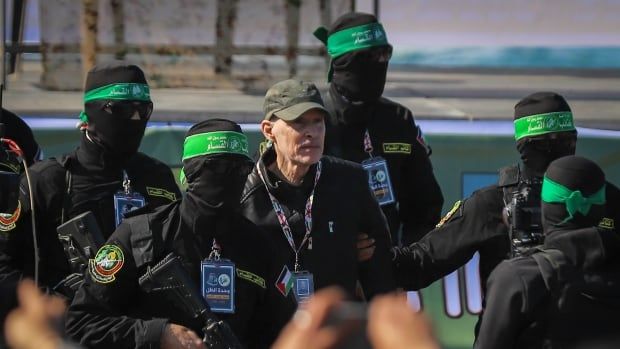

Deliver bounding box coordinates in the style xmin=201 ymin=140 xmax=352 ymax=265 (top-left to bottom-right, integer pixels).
xmin=273 ymin=287 xmax=352 ymax=349
xmin=4 ymin=279 xmax=66 ymax=349
xmin=357 ymin=233 xmax=376 ymax=262
xmin=367 ymin=293 xmax=439 ymax=349
xmin=160 ymin=323 xmax=206 ymax=349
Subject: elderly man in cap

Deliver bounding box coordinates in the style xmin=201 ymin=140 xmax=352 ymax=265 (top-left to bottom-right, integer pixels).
xmin=66 ymin=119 xmax=272 ymax=349
xmin=240 ymin=79 xmax=396 ymax=347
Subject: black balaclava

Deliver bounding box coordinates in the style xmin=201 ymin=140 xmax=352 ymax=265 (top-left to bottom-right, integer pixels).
xmin=1 ymin=108 xmax=41 ymax=166
xmin=514 ymin=92 xmax=577 ymax=176
xmin=329 ymin=13 xmax=390 ymax=103
xmin=542 ymin=155 xmax=606 ymax=234
xmin=81 ymin=62 xmax=151 ymax=162
xmin=181 ymin=119 xmax=254 ymax=237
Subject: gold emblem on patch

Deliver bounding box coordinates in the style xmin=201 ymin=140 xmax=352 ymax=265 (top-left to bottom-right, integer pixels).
xmin=436 ymin=200 xmax=462 ymax=228
xmin=598 ymin=217 xmax=614 ymax=230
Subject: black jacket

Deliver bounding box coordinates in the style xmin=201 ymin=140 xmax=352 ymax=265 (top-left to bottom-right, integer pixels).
xmin=0 ymin=135 xmax=180 ymax=297
xmin=323 ymin=85 xmax=444 ymax=244
xmin=392 ymin=163 xmax=620 ymax=315
xmin=239 ymin=148 xmax=396 ymax=346
xmin=66 ymin=200 xmax=272 ymax=349
xmin=475 ymin=227 xmax=620 ymax=349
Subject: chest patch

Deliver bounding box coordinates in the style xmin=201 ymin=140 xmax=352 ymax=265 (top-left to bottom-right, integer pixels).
xmin=146 ymin=186 xmax=177 ymax=201
xmin=598 ymin=217 xmax=614 ymax=230
xmin=382 ymin=143 xmax=411 ymax=154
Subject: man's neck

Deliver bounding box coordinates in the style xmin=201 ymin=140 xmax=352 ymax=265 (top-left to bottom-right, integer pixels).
xmin=270 ymin=156 xmax=309 ymax=186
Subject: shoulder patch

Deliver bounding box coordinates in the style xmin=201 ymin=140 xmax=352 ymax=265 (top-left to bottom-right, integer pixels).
xmin=146 ymin=186 xmax=177 ymax=202
xmin=236 ymin=268 xmax=266 ymax=289
xmin=382 ymin=143 xmax=412 ymax=154
xmin=436 ymin=200 xmax=462 ymax=228
xmin=0 ymin=201 xmax=21 ymax=232
xmin=598 ymin=217 xmax=615 ymax=230
xmin=89 ymin=244 xmax=125 ymax=284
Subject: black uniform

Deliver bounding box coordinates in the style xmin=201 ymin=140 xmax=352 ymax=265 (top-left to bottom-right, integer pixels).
xmin=324 ymin=85 xmax=444 ymax=244
xmin=65 ymin=200 xmax=271 ymax=349
xmin=240 ymin=147 xmax=396 ymax=346
xmin=475 ymin=227 xmax=620 ymax=349
xmin=393 ymin=163 xmax=620 ymax=294
xmin=0 ymin=135 xmax=180 ymax=294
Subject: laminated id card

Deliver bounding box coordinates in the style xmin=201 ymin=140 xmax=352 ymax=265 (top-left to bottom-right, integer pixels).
xmin=361 ymin=157 xmax=395 ymax=206
xmin=292 ymin=271 xmax=314 ymax=304
xmin=113 ymin=192 xmax=146 ymax=227
xmin=201 ymin=259 xmax=236 ymax=313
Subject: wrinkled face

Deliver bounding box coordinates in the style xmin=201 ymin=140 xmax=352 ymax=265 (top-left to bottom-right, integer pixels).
xmin=262 ymin=109 xmax=326 ymax=167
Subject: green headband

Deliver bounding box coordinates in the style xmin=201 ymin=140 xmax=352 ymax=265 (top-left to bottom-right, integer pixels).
xmin=179 ymin=131 xmax=250 ymax=183
xmin=541 ymin=176 xmax=606 ymax=223
xmin=514 ymin=111 xmax=575 ymax=140
xmin=79 ymin=83 xmax=151 ymax=123
xmin=314 ymin=22 xmax=389 ymax=81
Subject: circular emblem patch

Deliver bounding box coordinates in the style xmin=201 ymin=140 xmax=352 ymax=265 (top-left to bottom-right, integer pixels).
xmin=218 ymin=274 xmax=231 ymax=287
xmin=0 ymin=201 xmax=21 ymax=232
xmin=89 ymin=244 xmax=125 ymax=284
xmin=375 ymin=170 xmax=387 ymax=183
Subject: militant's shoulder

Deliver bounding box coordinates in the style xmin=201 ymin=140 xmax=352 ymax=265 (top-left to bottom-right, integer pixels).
xmin=130 ymin=152 xmax=173 ymax=172
xmin=320 ymin=155 xmax=364 ymax=172
xmin=376 ymin=97 xmax=416 ymax=124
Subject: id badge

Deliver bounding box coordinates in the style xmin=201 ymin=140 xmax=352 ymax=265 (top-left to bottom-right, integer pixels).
xmin=201 ymin=259 xmax=235 ymax=313
xmin=292 ymin=271 xmax=314 ymax=304
xmin=113 ymin=191 xmax=146 ymax=227
xmin=361 ymin=157 xmax=395 ymax=206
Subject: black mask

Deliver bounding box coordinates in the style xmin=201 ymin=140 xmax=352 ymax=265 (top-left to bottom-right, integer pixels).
xmin=85 ymin=100 xmax=151 ymax=160
xmin=332 ymin=48 xmax=391 ymax=102
xmin=184 ymin=156 xmax=254 ymax=214
xmin=518 ymin=135 xmax=576 ymax=176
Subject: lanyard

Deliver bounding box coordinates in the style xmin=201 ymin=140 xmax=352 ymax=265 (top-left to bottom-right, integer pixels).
xmin=363 ymin=129 xmax=374 ymax=157
xmin=257 ymin=161 xmax=322 ymax=272
xmin=122 ymin=170 xmax=132 ymax=194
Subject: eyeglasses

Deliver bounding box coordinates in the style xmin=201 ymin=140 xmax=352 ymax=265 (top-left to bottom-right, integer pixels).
xmin=355 ymin=46 xmax=393 ymax=63
xmin=101 ymin=101 xmax=153 ymax=121
xmin=525 ymin=133 xmax=577 ymax=152
xmin=203 ymin=158 xmax=254 ymax=176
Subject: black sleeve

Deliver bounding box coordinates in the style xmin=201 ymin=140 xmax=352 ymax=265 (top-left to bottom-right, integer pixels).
xmin=356 ymin=168 xmax=397 ymax=298
xmin=65 ymin=226 xmax=168 ymax=349
xmin=399 ymin=110 xmax=444 ymax=244
xmin=133 ymin=155 xmax=182 ymax=209
xmin=393 ymin=187 xmax=505 ymax=290
xmin=474 ymin=260 xmax=533 ymax=349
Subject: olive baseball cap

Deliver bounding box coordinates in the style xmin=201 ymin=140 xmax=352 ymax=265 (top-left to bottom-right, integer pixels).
xmin=263 ymin=79 xmax=328 ymax=121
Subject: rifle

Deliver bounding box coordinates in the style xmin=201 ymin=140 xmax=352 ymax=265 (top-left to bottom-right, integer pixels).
xmin=139 ymin=253 xmax=243 ymax=349
xmin=55 ymin=211 xmax=105 ymax=297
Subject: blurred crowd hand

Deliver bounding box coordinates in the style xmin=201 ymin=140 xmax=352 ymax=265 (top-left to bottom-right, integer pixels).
xmin=273 ymin=287 xmax=354 ymax=349
xmin=4 ymin=279 xmax=65 ymax=349
xmin=161 ymin=323 xmax=206 ymax=349
xmin=357 ymin=233 xmax=376 ymax=262
xmin=368 ymin=293 xmax=440 ymax=349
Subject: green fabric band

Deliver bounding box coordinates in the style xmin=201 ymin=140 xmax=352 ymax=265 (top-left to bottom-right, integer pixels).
xmin=179 ymin=131 xmax=250 ymax=183
xmin=514 ymin=112 xmax=575 ymax=140
xmin=79 ymin=83 xmax=151 ymax=123
xmin=84 ymin=83 xmax=151 ymax=103
xmin=326 ymin=22 xmax=389 ymax=59
xmin=542 ymin=176 xmax=606 ymax=222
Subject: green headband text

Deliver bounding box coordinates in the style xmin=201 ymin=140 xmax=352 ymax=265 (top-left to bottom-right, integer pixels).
xmin=514 ymin=112 xmax=575 ymax=140
xmin=84 ymin=83 xmax=151 ymax=103
xmin=326 ymin=22 xmax=389 ymax=59
xmin=541 ymin=176 xmax=606 ymax=223
xmin=182 ymin=131 xmax=249 ymax=161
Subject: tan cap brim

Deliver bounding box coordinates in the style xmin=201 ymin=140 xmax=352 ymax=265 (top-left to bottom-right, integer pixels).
xmin=267 ymin=102 xmax=328 ymax=121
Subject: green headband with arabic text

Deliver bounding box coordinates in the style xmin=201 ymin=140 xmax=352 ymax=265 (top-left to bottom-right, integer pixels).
xmin=541 ymin=176 xmax=606 ymax=223
xmin=514 ymin=111 xmax=576 ymax=140
xmin=79 ymin=83 xmax=151 ymax=123
xmin=313 ymin=22 xmax=390 ymax=81
xmin=179 ymin=131 xmax=250 ymax=184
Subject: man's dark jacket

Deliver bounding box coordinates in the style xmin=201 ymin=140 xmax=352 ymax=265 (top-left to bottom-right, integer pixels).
xmin=239 ymin=147 xmax=396 ymax=346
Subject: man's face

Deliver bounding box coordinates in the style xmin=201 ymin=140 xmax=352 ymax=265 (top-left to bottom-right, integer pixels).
xmin=518 ymin=131 xmax=577 ymax=175
xmin=268 ymin=109 xmax=326 ymax=168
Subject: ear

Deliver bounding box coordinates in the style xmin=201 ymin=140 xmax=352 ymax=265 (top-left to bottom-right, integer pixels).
xmin=260 ymin=119 xmax=275 ymax=142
